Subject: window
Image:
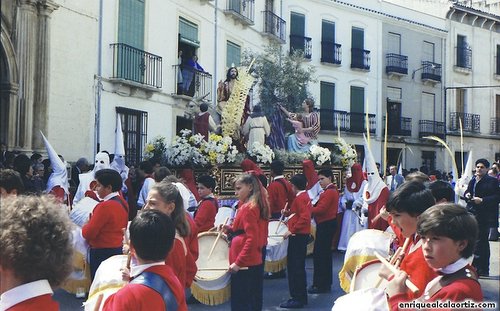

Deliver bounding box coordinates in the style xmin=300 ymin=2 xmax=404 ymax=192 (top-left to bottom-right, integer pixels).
xmin=422 ymin=151 xmax=436 ymax=171
xmin=116 ymin=107 xmax=148 ymax=166
xmin=320 ymin=81 xmax=335 ymax=131
xmin=387 ymin=87 xmax=402 ymax=101
xmin=456 ymin=88 xmax=466 ymax=113
xmin=423 ymin=41 xmax=435 ymax=62
xmin=226 ymin=41 xmax=241 ymax=67
xmin=456 ymin=35 xmax=471 ymax=69
xmin=388 ymin=32 xmax=401 ymax=54
xmin=321 ymin=20 xmax=339 ymax=63
xmin=496 ymin=44 xmax=500 ymax=75
xmin=179 ymin=18 xmax=199 ymax=47
xmin=351 ymin=27 xmax=369 ymax=70
xmin=290 ymin=12 xmax=311 ymax=58
xmin=350 ymin=86 xmax=365 ymax=132
xmin=118 ymin=0 xmax=145 ymax=49
xmin=421 ymin=92 xmax=435 ymax=121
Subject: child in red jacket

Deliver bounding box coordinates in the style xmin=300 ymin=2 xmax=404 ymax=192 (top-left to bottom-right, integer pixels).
xmin=103 ymin=209 xmax=187 ymax=311
xmin=194 ymin=175 xmax=219 ymax=232
xmin=387 ymin=203 xmax=483 ymax=310
xmin=82 ymin=169 xmax=129 ymax=280
xmin=280 ymin=174 xmax=312 ymax=309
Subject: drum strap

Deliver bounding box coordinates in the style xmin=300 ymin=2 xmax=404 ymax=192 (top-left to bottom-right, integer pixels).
xmin=109 ymin=196 xmax=129 ymax=214
xmin=131 ymin=271 xmax=178 ymax=311
xmin=193 ymin=197 xmax=219 ymax=217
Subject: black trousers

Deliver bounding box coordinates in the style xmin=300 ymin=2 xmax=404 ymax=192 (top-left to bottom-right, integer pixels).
xmin=473 ymin=220 xmax=490 ymax=273
xmin=89 ymin=247 xmax=122 ymax=281
xmin=231 ymin=264 xmax=263 ymax=311
xmin=287 ymin=234 xmax=308 ymax=304
xmin=312 ymin=218 xmax=337 ymax=289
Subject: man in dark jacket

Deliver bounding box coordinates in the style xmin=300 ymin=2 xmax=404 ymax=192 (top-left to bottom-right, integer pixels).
xmin=464 ymin=158 xmax=500 ymax=276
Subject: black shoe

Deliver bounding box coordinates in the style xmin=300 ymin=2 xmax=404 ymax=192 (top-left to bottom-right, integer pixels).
xmin=280 ymin=299 xmax=304 ymax=309
xmin=307 ymin=285 xmax=330 ymax=294
xmin=477 ymin=270 xmax=490 ymax=277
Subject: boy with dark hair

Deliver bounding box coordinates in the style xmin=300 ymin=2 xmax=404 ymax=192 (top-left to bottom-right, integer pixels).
xmin=0 ymin=168 xmax=24 ymax=197
xmin=103 ymin=209 xmax=187 ymax=310
xmin=280 ymin=174 xmax=312 ymax=309
xmin=427 ymin=180 xmax=455 ymax=203
xmin=193 ymin=102 xmax=218 ymax=140
xmin=387 ymin=203 xmax=483 ymax=308
xmin=82 ymin=169 xmax=129 ymax=280
xmin=267 ymin=160 xmax=294 ymax=219
xmin=194 ymin=175 xmax=219 ymax=232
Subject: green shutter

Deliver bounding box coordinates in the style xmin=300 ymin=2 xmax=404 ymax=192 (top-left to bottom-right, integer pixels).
xmin=321 ymin=20 xmax=335 ymax=43
xmin=118 ymin=0 xmax=145 ymax=49
xmin=179 ymin=18 xmax=199 ymax=47
xmin=351 ymin=27 xmax=364 ymax=50
xmin=226 ymin=41 xmax=241 ymax=68
xmin=320 ymin=82 xmax=335 ymax=131
xmin=350 ymin=86 xmax=364 ymax=113
xmin=290 ymin=12 xmax=305 ymax=36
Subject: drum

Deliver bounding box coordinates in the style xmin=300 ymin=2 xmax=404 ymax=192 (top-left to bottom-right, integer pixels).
xmin=338 ymin=229 xmax=394 ymax=293
xmin=70 ymin=197 xmax=99 ymax=227
xmin=191 ymin=231 xmax=230 ymax=306
xmin=60 ymin=228 xmax=91 ymax=295
xmin=84 ymin=255 xmax=128 ymax=311
xmin=265 ymin=220 xmax=289 ymax=273
xmin=350 ymin=259 xmax=388 ymax=292
xmin=332 ymin=287 xmax=389 ymax=311
xmin=214 ymin=206 xmax=235 ymax=227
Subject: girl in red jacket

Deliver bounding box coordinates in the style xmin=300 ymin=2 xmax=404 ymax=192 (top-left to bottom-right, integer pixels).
xmin=223 ymin=173 xmax=270 ymax=311
xmin=387 ymin=203 xmax=483 ymax=310
xmin=194 ymin=174 xmax=219 ymax=232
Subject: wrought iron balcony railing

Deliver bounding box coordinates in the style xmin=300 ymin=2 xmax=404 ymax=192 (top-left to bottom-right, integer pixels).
xmin=419 ymin=120 xmax=445 ymax=138
xmin=225 ymin=0 xmax=255 ymax=25
xmin=173 ymin=65 xmax=212 ymax=99
xmin=449 ymin=112 xmax=480 ymax=133
xmin=490 ymin=118 xmax=500 ymax=135
xmin=421 ymin=61 xmax=441 ymax=82
xmin=386 ymin=53 xmax=408 ymax=75
xmin=262 ymin=10 xmax=286 ymax=43
xmin=290 ymin=35 xmax=312 ymax=59
xmin=351 ymin=48 xmax=370 ymax=70
xmin=110 ymin=43 xmax=162 ymax=88
xmin=383 ymin=116 xmax=412 ymax=136
xmin=456 ymin=46 xmax=472 ymax=70
xmin=319 ymin=109 xmax=376 ymax=133
xmin=321 ymin=41 xmax=341 ymax=64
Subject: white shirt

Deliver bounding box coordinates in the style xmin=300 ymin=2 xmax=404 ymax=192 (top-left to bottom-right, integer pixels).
xmin=137 ymin=177 xmax=155 ymax=208
xmin=130 ymin=261 xmax=166 ymax=278
xmin=0 ymin=280 xmax=53 ymax=311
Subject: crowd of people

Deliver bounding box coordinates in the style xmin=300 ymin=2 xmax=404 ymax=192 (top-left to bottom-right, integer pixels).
xmin=1 ymin=134 xmax=499 ymax=311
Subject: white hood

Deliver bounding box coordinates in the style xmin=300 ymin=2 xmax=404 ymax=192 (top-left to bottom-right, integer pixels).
xmin=110 ymin=115 xmax=129 ymax=183
xmin=40 ymin=131 xmax=69 ymax=195
xmin=362 ymin=135 xmax=388 ymax=204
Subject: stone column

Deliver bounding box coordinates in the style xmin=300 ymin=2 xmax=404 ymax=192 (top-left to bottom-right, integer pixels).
xmin=15 ymin=0 xmax=38 ymax=150
xmin=0 ymin=83 xmax=19 ymax=148
xmin=32 ymin=0 xmax=58 ymax=151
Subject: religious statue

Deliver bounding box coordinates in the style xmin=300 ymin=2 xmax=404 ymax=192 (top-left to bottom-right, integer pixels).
xmin=278 ymin=98 xmax=320 ymax=152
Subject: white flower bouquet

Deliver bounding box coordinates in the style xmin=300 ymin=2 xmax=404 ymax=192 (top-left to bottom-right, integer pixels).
xmin=199 ymin=133 xmax=238 ymax=166
xmin=165 ymin=130 xmax=208 ymax=167
xmin=144 ymin=136 xmax=168 ymax=163
xmin=308 ymin=145 xmax=332 ymax=166
xmin=332 ymin=137 xmax=357 ymax=169
xmin=247 ymin=142 xmax=275 ymax=164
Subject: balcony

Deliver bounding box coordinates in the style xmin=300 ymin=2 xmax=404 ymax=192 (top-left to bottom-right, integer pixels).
xmin=173 ymin=65 xmax=212 ymax=99
xmin=351 ymin=48 xmax=370 ymax=70
xmin=420 ymin=61 xmax=441 ymax=83
xmin=110 ymin=43 xmax=162 ymax=89
xmin=321 ymin=41 xmax=341 ymax=65
xmin=384 ymin=116 xmax=412 ymax=136
xmin=290 ymin=35 xmax=312 ymax=59
xmin=419 ymin=120 xmax=445 ymax=139
xmin=262 ymin=11 xmax=286 ymax=43
xmin=225 ymin=0 xmax=254 ymax=25
xmin=455 ymin=46 xmax=472 ymax=71
xmin=490 ymin=118 xmax=500 ymax=135
xmin=386 ymin=53 xmax=408 ymax=76
xmin=449 ymin=112 xmax=480 ymax=133
xmin=319 ymin=109 xmax=376 ymax=134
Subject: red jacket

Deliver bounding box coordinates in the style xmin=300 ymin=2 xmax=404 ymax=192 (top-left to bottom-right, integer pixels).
xmin=5 ymin=294 xmax=59 ymax=311
xmin=267 ymin=177 xmax=295 ymax=216
xmin=367 ymin=187 xmax=390 ymax=231
xmin=398 ymin=239 xmax=438 ymax=301
xmin=194 ymin=197 xmax=219 ymax=232
xmin=185 ymin=214 xmax=199 ymax=287
xmin=229 ymin=202 xmax=262 ymax=267
xmin=311 ymin=184 xmax=338 ymax=224
xmin=389 ymin=264 xmax=483 ymax=311
xmin=82 ymin=195 xmax=128 ymax=249
xmin=165 ymin=235 xmax=188 ymax=288
xmin=103 ymin=265 xmax=187 ymax=311
xmin=287 ymin=191 xmax=311 ymax=235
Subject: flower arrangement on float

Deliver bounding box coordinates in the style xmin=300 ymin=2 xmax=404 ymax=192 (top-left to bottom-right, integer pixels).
xmin=144 ymin=136 xmax=168 ymax=163
xmin=308 ymin=145 xmax=332 ymax=166
xmin=247 ymin=142 xmax=275 ymax=165
xmin=331 ymin=137 xmax=357 ymax=169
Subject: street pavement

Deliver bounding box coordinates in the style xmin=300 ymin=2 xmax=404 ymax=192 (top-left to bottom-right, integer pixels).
xmin=55 ymin=241 xmax=499 ymax=311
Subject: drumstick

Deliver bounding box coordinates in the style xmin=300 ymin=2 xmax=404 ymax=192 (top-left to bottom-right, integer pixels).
xmin=371 ymin=206 xmax=387 ymax=224
xmin=373 ymin=251 xmax=420 ymax=295
xmin=207 ymin=216 xmax=229 ymax=260
xmin=275 ymin=203 xmax=288 ymax=234
xmin=393 ymin=238 xmax=411 ymax=267
xmin=126 ymin=252 xmax=132 ymax=270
